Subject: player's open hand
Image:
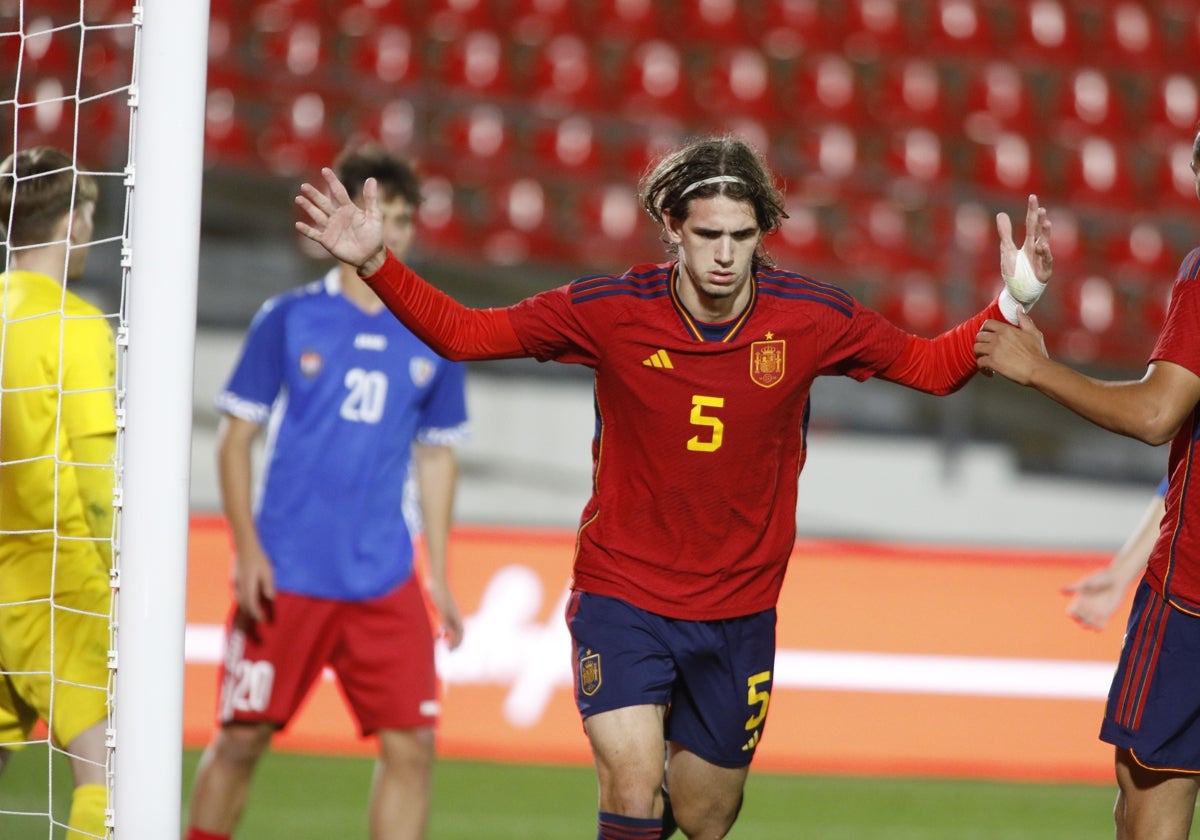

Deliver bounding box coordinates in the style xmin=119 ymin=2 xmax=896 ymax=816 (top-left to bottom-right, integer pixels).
xmin=233 ymin=544 xmax=276 ymax=624
xmin=295 ymin=168 xmax=387 ymax=274
xmin=1062 ymin=568 xmax=1124 ymax=631
xmin=995 ymin=195 xmax=1052 ymax=323
xmin=974 ymin=307 xmax=1049 ymax=383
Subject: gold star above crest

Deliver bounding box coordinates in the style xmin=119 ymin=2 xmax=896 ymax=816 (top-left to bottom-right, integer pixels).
xmin=765 ymin=332 xmax=774 ymax=340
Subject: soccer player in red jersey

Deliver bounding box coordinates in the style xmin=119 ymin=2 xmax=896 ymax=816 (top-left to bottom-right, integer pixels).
xmin=977 ymin=128 xmax=1200 ymax=840
xmin=297 ymin=136 xmax=1052 ymax=840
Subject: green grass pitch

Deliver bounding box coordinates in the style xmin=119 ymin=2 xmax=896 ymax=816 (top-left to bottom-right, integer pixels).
xmin=0 ymin=744 xmax=1121 ymax=838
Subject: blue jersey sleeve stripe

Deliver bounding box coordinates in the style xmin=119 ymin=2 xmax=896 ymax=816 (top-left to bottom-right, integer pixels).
xmin=214 ymin=390 xmax=271 ymax=425
xmin=758 ymin=286 xmax=854 ymax=318
xmin=759 ymin=269 xmax=855 ymax=306
xmin=1180 ymin=247 xmax=1200 ymax=282
xmin=572 ymin=287 xmax=671 ymax=305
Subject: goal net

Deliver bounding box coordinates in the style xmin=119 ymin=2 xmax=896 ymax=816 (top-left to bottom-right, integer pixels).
xmin=0 ymin=2 xmax=207 ymax=838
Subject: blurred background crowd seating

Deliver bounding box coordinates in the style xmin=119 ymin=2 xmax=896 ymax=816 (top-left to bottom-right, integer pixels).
xmin=1 ymin=0 xmax=1194 ymax=489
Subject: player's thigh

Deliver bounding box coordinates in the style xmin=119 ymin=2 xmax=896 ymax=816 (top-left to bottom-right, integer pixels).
xmin=565 ymin=591 xmax=676 ymax=718
xmin=665 ymin=744 xmax=749 ymax=828
xmin=332 ymin=577 xmax=438 ymax=734
xmin=0 ymin=580 xmax=110 ymax=747
xmin=1102 ymin=581 xmax=1200 ymax=773
xmin=217 ymin=592 xmax=339 ymax=727
xmin=666 ymin=607 xmax=776 ymax=769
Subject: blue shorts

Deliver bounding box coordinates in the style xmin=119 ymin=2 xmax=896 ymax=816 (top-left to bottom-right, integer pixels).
xmin=565 ymin=591 xmax=776 ymax=769
xmin=1100 ymin=579 xmax=1200 ymax=772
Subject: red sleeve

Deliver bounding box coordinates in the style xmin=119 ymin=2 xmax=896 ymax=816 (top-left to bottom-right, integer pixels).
xmin=362 ymin=251 xmax=528 ymax=360
xmin=877 ymin=299 xmax=1004 ymax=395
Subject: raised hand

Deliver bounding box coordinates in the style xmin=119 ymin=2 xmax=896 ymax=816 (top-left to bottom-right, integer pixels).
xmin=295 ymin=168 xmax=387 ymax=274
xmin=995 ymin=194 xmax=1052 ymax=323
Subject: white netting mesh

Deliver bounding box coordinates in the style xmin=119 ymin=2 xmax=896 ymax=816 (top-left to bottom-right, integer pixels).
xmin=1 ymin=2 xmax=138 ymax=838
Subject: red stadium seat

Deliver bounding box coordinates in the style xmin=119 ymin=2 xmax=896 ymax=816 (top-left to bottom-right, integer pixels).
xmin=435 ymin=102 xmax=514 ymax=179
xmin=969 ymin=131 xmax=1043 ymax=198
xmin=766 ymin=200 xmax=840 ymax=273
xmin=344 ymin=98 xmax=420 ymax=159
xmin=1142 ymin=74 xmax=1199 ymax=153
xmin=874 ymin=57 xmax=951 ymax=131
xmin=961 ymin=61 xmax=1039 ymax=143
xmin=760 ymin=0 xmax=824 ymax=60
xmin=1097 ymin=1 xmax=1163 ymax=71
xmin=1051 ymin=67 xmax=1126 ymax=145
xmin=790 ymin=122 xmax=861 ymax=199
xmin=479 ymin=176 xmax=573 ymax=267
xmin=1059 ymin=135 xmax=1137 ymax=210
xmin=614 ymin=40 xmax=688 ymax=120
xmin=678 ymin=0 xmax=755 ymax=45
xmin=508 ymin=0 xmax=583 ymax=44
xmin=615 ymin=123 xmax=688 ymax=179
xmin=529 ymin=113 xmax=605 ymax=176
xmin=780 ymin=52 xmax=868 ymax=126
xmin=1011 ymin=0 xmax=1083 ymax=63
xmin=1144 ymin=140 xmax=1199 ymax=211
xmin=883 ymin=127 xmax=950 ymax=187
xmin=575 ymin=180 xmax=658 ymax=271
xmin=591 ymin=0 xmax=666 ymax=44
xmin=525 ymin=33 xmax=605 ymax=113
xmin=424 ymin=0 xmax=502 ymax=35
xmin=436 ymin=29 xmax=512 ymax=97
xmin=348 ymin=24 xmax=419 ymax=91
xmin=839 ymin=0 xmax=909 ymax=61
xmin=413 ymin=173 xmax=474 ymax=255
xmin=922 ymin=0 xmax=998 ymax=56
xmin=250 ymin=2 xmax=330 ymax=87
xmin=692 ymin=46 xmax=774 ymax=122
xmin=204 ymin=86 xmax=259 ymax=170
xmin=257 ymin=91 xmax=344 ymax=178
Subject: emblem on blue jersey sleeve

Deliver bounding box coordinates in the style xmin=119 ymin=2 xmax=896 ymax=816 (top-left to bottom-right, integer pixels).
xmin=299 ymin=350 xmax=323 ymax=378
xmin=579 ymin=650 xmax=601 ymax=696
xmin=750 ymin=336 xmax=785 ymax=388
xmin=409 ymin=356 xmax=436 ymax=388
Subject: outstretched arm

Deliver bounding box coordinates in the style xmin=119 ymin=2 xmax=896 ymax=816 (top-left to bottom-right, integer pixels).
xmin=1063 ymin=488 xmax=1165 ymax=631
xmin=878 ymin=195 xmax=1053 ymax=394
xmin=975 ymin=313 xmax=1200 ymax=444
xmin=295 ymin=169 xmax=526 ymax=360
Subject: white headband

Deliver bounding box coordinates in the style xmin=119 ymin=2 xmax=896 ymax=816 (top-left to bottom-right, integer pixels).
xmin=679 ymin=175 xmax=744 ymax=198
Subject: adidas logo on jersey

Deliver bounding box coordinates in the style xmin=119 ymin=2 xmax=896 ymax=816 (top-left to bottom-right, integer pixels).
xmin=354 ymin=333 xmax=388 ymax=351
xmin=642 ymin=349 xmax=673 ymax=369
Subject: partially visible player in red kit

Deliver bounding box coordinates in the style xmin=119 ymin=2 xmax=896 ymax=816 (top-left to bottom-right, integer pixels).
xmin=296 ymin=136 xmax=1053 ymax=840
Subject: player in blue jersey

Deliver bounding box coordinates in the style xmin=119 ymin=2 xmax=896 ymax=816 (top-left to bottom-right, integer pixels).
xmin=184 ymin=146 xmax=469 ymax=840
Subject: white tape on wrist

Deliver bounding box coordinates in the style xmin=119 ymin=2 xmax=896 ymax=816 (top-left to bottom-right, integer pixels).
xmin=998 ymin=287 xmax=1023 ymax=325
xmin=1003 ymin=249 xmax=1045 ymax=308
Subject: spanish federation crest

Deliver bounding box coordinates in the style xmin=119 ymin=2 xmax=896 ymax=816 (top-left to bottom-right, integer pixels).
xmin=750 ymin=336 xmax=785 ymax=388
xmin=579 ymin=650 xmax=601 ymax=696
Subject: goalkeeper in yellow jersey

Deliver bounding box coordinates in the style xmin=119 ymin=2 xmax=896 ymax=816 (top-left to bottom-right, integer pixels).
xmin=0 ymin=147 xmax=116 ymax=839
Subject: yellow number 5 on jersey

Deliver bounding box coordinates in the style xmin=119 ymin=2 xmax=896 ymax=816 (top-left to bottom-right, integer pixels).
xmin=687 ymin=395 xmax=725 ymax=452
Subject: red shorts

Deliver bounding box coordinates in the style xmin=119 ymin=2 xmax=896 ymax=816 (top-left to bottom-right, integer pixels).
xmin=216 ymin=576 xmax=437 ymax=735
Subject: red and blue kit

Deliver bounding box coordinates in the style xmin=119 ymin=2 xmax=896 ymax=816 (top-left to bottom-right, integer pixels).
xmin=1100 ymin=247 xmax=1200 ymax=772
xmin=366 ymin=256 xmax=1000 ymax=621
xmin=1143 ymin=246 xmax=1200 ymax=614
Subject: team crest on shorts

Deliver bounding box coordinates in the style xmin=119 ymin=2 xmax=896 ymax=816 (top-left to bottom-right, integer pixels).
xmin=579 ymin=650 xmax=601 ymax=696
xmin=750 ymin=337 xmax=785 ymax=388
xmin=299 ymin=350 xmax=323 ymax=378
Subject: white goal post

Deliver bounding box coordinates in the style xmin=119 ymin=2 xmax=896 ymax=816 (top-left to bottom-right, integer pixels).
xmin=112 ymin=0 xmax=208 ymax=838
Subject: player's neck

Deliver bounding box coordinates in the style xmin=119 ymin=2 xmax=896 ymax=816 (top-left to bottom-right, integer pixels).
xmin=338 ymin=262 xmax=385 ymax=314
xmin=10 ymin=245 xmax=69 ymax=285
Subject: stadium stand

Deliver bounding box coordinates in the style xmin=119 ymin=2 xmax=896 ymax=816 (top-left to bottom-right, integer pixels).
xmin=9 ymin=0 xmax=1198 ymax=373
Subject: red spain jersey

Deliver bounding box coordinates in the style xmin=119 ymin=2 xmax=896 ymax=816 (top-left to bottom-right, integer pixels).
xmin=508 ymin=263 xmax=919 ymax=619
xmin=366 ymin=256 xmax=994 ymax=621
xmin=1146 ymin=247 xmax=1200 ymax=614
